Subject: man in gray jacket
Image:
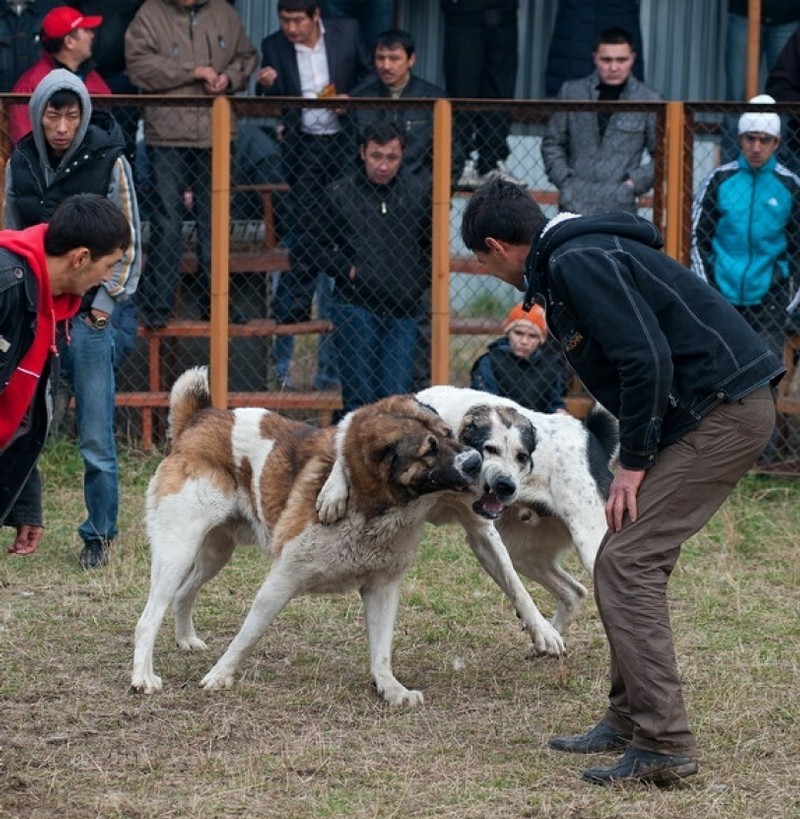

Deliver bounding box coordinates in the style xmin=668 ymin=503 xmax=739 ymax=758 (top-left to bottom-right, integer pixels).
xmin=541 ymin=26 xmax=662 ymax=216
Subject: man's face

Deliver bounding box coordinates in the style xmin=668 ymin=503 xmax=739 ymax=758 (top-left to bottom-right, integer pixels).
xmin=375 ymin=45 xmax=415 ymax=90
xmin=360 ymin=138 xmax=403 ymax=185
xmin=67 ymin=249 xmax=123 ymax=295
xmin=473 ymin=240 xmax=528 ymax=289
xmin=279 ymin=9 xmax=320 ymax=47
xmin=42 ymin=102 xmax=81 ymax=157
xmin=593 ymin=43 xmax=635 ymax=86
xmin=64 ymin=26 xmax=95 ymax=64
xmin=740 ymin=132 xmax=780 ymax=169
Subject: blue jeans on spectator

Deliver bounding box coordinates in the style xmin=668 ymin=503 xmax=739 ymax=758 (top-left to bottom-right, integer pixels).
xmin=330 ymin=301 xmax=417 ymax=413
xmin=59 ymin=316 xmax=119 ymax=546
xmin=140 ymin=146 xmax=211 ymax=326
xmin=319 ymin=0 xmax=393 ymax=50
xmin=721 ymin=14 xmax=799 ymax=162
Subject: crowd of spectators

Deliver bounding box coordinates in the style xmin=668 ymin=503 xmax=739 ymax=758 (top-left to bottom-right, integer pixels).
xmin=3 ymin=0 xmax=800 ymax=562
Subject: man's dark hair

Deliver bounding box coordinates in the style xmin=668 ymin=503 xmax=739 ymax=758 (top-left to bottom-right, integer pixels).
xmin=593 ymin=26 xmax=635 ymax=52
xmin=45 ymin=194 xmax=130 ymax=259
xmin=360 ymin=119 xmax=405 ymax=149
xmin=461 ymin=179 xmax=546 ymax=253
xmin=277 ymin=0 xmax=318 ymax=16
xmin=45 ymin=88 xmax=83 ymax=112
xmin=374 ymin=29 xmax=415 ymax=58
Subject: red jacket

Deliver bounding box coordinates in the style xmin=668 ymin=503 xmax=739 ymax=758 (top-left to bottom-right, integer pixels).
xmin=9 ymin=52 xmax=110 ymax=143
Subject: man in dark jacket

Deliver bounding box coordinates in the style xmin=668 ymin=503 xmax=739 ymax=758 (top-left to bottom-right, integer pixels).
xmin=461 ymin=179 xmax=784 ymax=787
xmin=4 ymin=69 xmax=141 ymax=569
xmin=351 ymin=28 xmax=445 ymax=179
xmin=317 ymin=120 xmax=431 ymax=413
xmin=0 ymin=194 xmax=130 ymax=557
xmin=257 ymin=0 xmax=372 ymax=388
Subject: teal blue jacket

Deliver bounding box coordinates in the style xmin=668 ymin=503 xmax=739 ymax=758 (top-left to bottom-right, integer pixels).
xmin=691 ymin=154 xmax=800 ymax=306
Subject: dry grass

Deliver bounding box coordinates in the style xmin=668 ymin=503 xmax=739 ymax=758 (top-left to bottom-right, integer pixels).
xmin=1 ymin=438 xmax=799 ymax=819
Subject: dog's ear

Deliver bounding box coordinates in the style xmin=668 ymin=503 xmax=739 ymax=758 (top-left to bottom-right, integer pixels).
xmin=459 ymin=406 xmax=492 ymax=450
xmin=520 ymin=417 xmax=537 ymax=457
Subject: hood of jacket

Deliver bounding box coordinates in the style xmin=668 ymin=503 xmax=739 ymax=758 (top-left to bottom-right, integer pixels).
xmin=28 ymin=69 xmax=92 ymax=172
xmin=522 ymin=211 xmax=665 ymax=310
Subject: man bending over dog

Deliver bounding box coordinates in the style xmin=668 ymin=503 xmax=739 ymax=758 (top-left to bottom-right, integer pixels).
xmin=0 ymin=194 xmax=131 ymax=557
xmin=460 ymin=179 xmax=784 ymax=787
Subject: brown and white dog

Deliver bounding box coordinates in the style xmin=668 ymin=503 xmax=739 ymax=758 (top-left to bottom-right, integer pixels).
xmin=130 ymin=367 xmax=482 ymax=706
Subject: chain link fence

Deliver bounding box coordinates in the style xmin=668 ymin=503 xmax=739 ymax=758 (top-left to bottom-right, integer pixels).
xmin=1 ymin=94 xmax=799 ymax=472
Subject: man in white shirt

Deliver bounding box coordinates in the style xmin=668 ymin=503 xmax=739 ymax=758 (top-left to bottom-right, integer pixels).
xmin=257 ymin=0 xmax=371 ymax=388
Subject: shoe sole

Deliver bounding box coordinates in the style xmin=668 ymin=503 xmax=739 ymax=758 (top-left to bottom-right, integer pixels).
xmin=583 ymin=761 xmax=698 ymax=787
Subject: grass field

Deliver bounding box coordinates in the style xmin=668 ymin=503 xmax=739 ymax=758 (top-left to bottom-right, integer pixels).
xmin=2 ymin=437 xmax=799 ymax=819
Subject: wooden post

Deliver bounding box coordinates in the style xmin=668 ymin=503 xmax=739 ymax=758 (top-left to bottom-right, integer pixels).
xmin=664 ymin=101 xmax=685 ymax=262
xmin=209 ymin=96 xmax=231 ymax=409
xmin=746 ymin=0 xmax=762 ymax=99
xmin=430 ymin=98 xmax=452 ymax=385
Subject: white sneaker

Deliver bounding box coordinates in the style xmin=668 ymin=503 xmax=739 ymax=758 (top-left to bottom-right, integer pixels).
xmin=456 ymin=159 xmax=482 ymax=190
xmin=479 ymin=161 xmax=527 ymax=187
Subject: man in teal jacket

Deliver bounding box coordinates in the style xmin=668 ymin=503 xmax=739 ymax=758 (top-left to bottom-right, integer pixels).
xmin=691 ymin=94 xmax=800 ymax=355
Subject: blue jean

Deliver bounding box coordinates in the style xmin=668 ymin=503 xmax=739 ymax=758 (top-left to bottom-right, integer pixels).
xmin=59 ymin=317 xmax=119 ymax=545
xmin=319 ymin=0 xmax=393 ymax=49
xmin=330 ymin=301 xmax=418 ymax=413
xmin=140 ymin=146 xmax=211 ymax=324
xmin=721 ymin=15 xmax=799 ymax=162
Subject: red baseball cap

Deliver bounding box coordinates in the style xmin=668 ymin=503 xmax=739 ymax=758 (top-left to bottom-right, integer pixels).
xmin=41 ymin=6 xmax=103 ymax=40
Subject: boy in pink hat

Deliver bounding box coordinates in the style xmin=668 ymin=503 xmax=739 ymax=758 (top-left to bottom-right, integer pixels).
xmin=9 ymin=5 xmax=109 ymax=143
xmin=470 ymin=303 xmax=568 ymax=413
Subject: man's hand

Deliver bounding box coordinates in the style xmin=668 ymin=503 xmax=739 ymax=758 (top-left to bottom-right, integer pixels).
xmin=258 ymin=65 xmax=278 ymax=88
xmin=605 ymin=467 xmax=646 ymax=533
xmin=204 ymin=73 xmax=230 ymax=95
xmin=7 ymin=524 xmax=44 ymax=555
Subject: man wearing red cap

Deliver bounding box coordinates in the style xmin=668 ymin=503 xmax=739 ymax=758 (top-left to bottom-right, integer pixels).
xmin=9 ymin=4 xmax=109 ymax=143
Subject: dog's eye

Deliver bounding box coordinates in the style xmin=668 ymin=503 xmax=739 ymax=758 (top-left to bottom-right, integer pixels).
xmin=425 ymin=435 xmax=439 ymax=456
xmin=484 ymin=444 xmax=500 ymax=456
xmin=516 ymin=451 xmax=530 ymax=465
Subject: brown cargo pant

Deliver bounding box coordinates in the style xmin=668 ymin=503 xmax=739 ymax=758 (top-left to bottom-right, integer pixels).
xmin=595 ymin=386 xmax=776 ymax=757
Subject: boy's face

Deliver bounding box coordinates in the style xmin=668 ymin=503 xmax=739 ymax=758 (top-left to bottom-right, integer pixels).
xmin=42 ymin=102 xmax=81 ymax=157
xmin=507 ymin=324 xmax=544 ymax=358
xmin=740 ymin=131 xmax=780 ymax=169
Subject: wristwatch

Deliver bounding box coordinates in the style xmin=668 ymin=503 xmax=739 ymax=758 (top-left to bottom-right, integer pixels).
xmin=86 ymin=310 xmax=109 ymax=330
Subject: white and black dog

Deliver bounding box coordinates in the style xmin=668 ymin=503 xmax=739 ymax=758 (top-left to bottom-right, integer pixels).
xmin=318 ymin=386 xmax=618 ymax=656
xmin=131 ymin=369 xmax=485 ymax=705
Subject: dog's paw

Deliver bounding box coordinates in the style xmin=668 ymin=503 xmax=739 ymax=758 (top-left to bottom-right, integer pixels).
xmin=525 ymin=621 xmax=567 ymax=658
xmin=130 ymin=673 xmax=162 ymax=695
xmin=199 ymin=668 xmax=236 ymax=690
xmin=176 ymin=636 xmax=208 ymax=652
xmin=378 ymin=682 xmax=425 ymax=707
xmin=316 ymin=464 xmax=349 ymax=524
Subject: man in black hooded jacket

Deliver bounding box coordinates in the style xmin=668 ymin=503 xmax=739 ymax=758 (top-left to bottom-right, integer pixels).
xmin=461 ymin=179 xmax=784 ymax=787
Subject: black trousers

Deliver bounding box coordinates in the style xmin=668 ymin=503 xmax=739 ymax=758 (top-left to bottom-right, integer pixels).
xmin=443 ymin=11 xmax=518 ymax=174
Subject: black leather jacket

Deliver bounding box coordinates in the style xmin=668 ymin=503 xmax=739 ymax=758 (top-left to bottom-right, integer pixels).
xmin=523 ymin=213 xmax=785 ymax=468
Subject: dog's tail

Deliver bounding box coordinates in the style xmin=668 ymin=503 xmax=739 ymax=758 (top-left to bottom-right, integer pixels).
xmin=584 ymin=406 xmax=620 ymax=499
xmin=168 ymin=366 xmax=212 ymax=444
xmin=584 ymin=405 xmax=619 ymax=465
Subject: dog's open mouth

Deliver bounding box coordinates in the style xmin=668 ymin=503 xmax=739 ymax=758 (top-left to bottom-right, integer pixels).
xmin=472 ymin=491 xmax=508 ymax=519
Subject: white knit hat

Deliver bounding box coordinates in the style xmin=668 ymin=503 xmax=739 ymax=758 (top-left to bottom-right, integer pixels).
xmin=738 ymin=94 xmax=781 ymax=137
